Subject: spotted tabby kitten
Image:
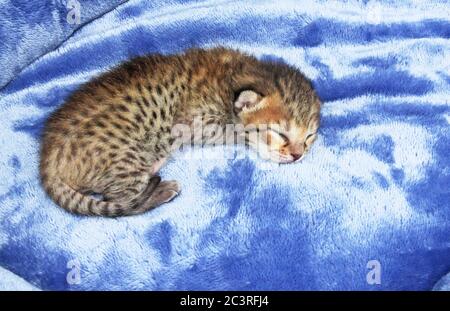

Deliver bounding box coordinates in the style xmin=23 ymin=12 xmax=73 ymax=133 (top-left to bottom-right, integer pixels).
xmin=40 ymin=47 xmax=321 ymax=217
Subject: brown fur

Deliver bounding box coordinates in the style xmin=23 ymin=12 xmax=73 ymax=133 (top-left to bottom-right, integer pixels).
xmin=40 ymin=47 xmax=321 ymax=217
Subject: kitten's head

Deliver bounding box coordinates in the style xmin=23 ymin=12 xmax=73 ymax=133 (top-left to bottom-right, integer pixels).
xmin=232 ymin=61 xmax=320 ymax=163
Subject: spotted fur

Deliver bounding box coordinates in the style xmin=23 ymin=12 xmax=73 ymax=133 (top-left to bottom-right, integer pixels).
xmin=40 ymin=47 xmax=321 ymax=217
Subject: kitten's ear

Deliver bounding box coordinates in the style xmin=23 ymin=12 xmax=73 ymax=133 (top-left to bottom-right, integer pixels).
xmin=233 ymin=90 xmax=264 ymax=114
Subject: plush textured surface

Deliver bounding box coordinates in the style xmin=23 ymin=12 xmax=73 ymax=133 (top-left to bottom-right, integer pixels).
xmin=0 ymin=0 xmax=449 ymax=290
xmin=433 ymin=272 xmax=450 ymax=291
xmin=0 ymin=0 xmax=126 ymax=89
xmin=0 ymin=267 xmax=39 ymax=291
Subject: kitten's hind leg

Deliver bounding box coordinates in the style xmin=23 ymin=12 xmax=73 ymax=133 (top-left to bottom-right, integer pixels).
xmin=146 ymin=180 xmax=180 ymax=205
xmin=124 ymin=179 xmax=180 ymax=215
xmin=101 ymin=157 xmax=178 ymax=215
xmin=101 ymin=163 xmax=162 ymax=213
xmin=102 ymin=170 xmax=156 ymax=202
xmin=151 ymin=157 xmax=168 ymax=175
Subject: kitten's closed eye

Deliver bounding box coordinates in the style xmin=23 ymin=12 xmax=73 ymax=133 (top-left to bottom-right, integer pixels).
xmin=269 ymin=128 xmax=289 ymax=143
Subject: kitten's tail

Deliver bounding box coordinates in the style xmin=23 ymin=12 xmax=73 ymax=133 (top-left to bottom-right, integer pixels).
xmin=41 ymin=173 xmax=161 ymax=217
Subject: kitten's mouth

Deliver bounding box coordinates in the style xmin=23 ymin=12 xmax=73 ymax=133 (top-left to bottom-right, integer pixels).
xmin=269 ymin=153 xmax=297 ymax=164
xmin=248 ymin=141 xmax=302 ymax=164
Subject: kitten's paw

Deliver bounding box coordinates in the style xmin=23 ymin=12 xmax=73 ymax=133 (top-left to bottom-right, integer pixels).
xmin=152 ymin=180 xmax=181 ymax=204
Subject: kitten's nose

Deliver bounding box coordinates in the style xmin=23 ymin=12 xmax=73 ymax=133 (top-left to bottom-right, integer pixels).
xmin=291 ymin=153 xmax=302 ymax=161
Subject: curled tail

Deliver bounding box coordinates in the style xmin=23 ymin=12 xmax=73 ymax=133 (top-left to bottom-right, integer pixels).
xmin=41 ymin=173 xmax=161 ymax=217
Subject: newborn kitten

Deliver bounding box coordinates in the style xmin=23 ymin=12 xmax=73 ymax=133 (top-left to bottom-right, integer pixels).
xmin=40 ymin=47 xmax=321 ymax=217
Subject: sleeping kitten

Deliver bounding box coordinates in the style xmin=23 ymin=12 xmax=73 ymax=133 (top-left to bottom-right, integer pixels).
xmin=40 ymin=47 xmax=321 ymax=217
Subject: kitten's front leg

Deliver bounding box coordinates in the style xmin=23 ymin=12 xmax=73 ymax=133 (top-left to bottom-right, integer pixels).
xmin=151 ymin=157 xmax=168 ymax=175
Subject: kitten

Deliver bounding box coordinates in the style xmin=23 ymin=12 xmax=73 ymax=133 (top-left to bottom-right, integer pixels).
xmin=40 ymin=47 xmax=321 ymax=217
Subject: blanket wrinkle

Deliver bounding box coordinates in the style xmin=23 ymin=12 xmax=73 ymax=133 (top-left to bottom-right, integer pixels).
xmin=0 ymin=0 xmax=128 ymax=90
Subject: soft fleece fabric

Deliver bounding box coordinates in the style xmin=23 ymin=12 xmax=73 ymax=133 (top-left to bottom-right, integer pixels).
xmin=0 ymin=0 xmax=449 ymax=290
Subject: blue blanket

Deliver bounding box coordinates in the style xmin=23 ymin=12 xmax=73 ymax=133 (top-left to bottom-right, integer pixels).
xmin=0 ymin=0 xmax=449 ymax=290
